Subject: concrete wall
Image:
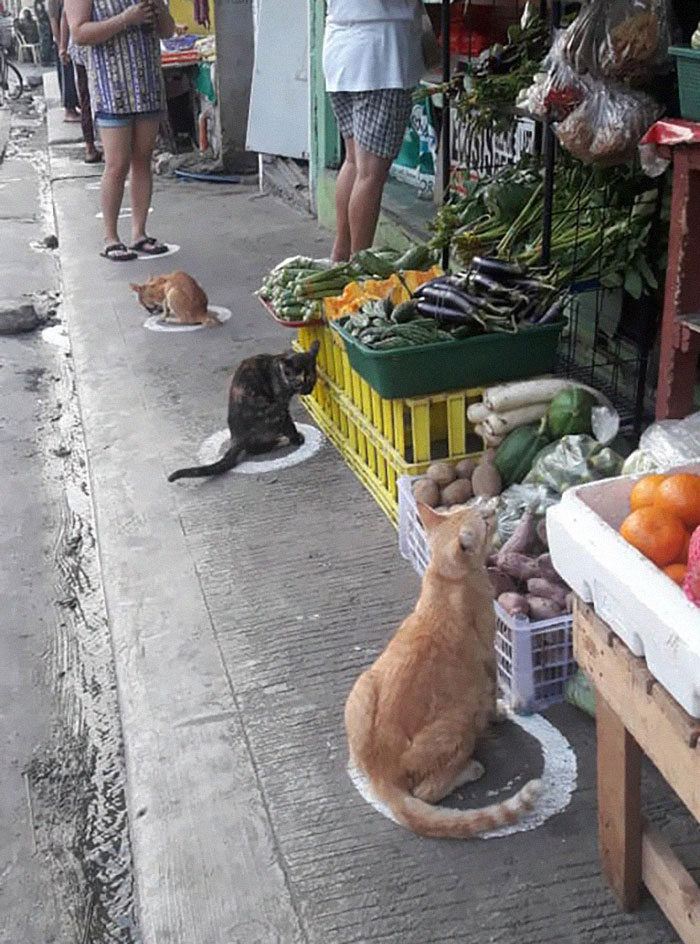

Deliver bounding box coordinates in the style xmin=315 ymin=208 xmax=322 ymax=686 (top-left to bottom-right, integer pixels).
xmin=213 ymin=0 xmax=257 ymax=172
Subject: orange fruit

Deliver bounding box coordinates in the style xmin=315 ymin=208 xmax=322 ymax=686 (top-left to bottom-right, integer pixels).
xmin=675 ymin=529 xmax=691 ymax=565
xmin=655 ymin=473 xmax=700 ymax=529
xmin=619 ymin=506 xmax=688 ymax=567
xmin=629 ymin=474 xmax=667 ymax=511
xmin=663 ymin=563 xmax=687 ymax=586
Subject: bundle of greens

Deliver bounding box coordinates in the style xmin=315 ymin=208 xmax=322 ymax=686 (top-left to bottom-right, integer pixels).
xmin=429 ymin=155 xmax=669 ymax=299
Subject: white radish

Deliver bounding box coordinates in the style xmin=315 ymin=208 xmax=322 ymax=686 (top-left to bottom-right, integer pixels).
xmin=483 ymin=377 xmax=570 ymax=413
xmin=467 ymin=402 xmax=490 ymax=424
xmin=482 ymin=403 xmax=549 ymax=437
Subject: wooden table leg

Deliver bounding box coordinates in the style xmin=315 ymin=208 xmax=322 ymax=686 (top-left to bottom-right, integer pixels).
xmin=596 ymin=690 xmax=643 ymax=910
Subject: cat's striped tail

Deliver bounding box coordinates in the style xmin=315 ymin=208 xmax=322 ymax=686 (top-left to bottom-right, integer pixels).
xmin=380 ymin=777 xmax=542 ymax=839
xmin=167 ymin=443 xmax=244 ymax=481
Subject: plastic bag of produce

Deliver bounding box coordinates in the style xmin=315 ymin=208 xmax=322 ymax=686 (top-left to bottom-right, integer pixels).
xmin=562 ymin=0 xmax=673 ymax=84
xmin=523 ymin=434 xmax=624 ymax=494
xmin=596 ymin=0 xmax=673 ymax=84
xmin=621 ymin=411 xmax=700 ymax=473
xmin=495 ymin=483 xmax=559 ymax=545
xmin=556 ymin=79 xmax=659 ymax=165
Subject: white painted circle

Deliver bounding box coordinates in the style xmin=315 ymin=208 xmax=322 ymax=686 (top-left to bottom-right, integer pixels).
xmin=195 ymin=423 xmax=323 ymax=474
xmin=96 ymin=206 xmax=153 ymax=218
xmin=348 ymin=708 xmax=577 ymax=839
xmin=135 ymin=243 xmax=180 ymax=259
xmin=41 ymin=324 xmax=70 ymax=351
xmin=143 ymin=305 xmax=232 ymax=332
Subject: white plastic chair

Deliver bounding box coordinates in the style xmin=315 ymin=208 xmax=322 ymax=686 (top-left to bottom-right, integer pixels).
xmin=16 ymin=31 xmax=40 ymax=64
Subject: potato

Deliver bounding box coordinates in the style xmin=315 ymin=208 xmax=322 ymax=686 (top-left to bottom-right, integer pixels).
xmin=426 ymin=461 xmax=456 ymax=487
xmin=527 ymin=596 xmax=565 ymax=621
xmin=441 ymin=478 xmax=473 ymax=507
xmin=498 ymin=592 xmax=530 ymax=617
xmin=412 ymin=477 xmax=440 ymax=508
xmin=472 ymin=459 xmax=502 ymax=499
xmin=455 ymin=458 xmax=477 ymax=480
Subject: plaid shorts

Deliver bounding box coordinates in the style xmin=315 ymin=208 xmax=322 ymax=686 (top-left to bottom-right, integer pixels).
xmin=329 ymin=89 xmax=413 ymax=160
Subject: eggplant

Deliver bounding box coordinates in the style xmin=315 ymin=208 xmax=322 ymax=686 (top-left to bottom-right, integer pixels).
xmin=416 ymin=301 xmax=473 ymax=324
xmin=472 ymin=256 xmax=525 ymax=282
xmin=534 ymin=297 xmax=566 ymax=325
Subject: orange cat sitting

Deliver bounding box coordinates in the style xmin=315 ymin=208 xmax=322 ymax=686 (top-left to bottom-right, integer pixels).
xmin=130 ymin=271 xmax=219 ymax=326
xmin=345 ymin=504 xmax=541 ymax=838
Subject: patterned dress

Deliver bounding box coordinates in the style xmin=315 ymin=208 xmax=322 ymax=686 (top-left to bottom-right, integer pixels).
xmin=87 ymin=0 xmax=164 ymax=115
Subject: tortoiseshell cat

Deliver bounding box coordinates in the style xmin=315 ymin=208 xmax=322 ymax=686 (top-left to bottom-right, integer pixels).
xmin=168 ymin=341 xmax=320 ymax=481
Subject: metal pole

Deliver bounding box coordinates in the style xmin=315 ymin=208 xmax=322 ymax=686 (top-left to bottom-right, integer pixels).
xmin=441 ymin=0 xmax=451 ymax=270
xmin=541 ymin=0 xmax=562 ymax=268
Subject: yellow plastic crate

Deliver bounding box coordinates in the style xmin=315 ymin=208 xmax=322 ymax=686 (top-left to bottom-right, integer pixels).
xmin=296 ymin=326 xmax=483 ymax=526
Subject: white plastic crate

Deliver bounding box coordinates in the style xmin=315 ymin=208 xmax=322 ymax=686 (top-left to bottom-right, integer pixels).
xmin=398 ymin=473 xmax=576 ymax=713
xmin=548 ymin=460 xmax=700 ymax=718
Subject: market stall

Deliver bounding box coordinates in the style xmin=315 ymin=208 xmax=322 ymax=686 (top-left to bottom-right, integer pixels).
xmin=253 ymin=0 xmax=700 ymax=933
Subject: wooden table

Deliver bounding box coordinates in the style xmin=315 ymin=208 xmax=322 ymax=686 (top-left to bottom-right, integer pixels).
xmin=573 ymin=599 xmax=700 ymax=944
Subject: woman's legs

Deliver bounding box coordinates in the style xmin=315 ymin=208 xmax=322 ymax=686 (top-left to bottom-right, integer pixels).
xmin=332 ymin=137 xmax=356 ymax=262
xmin=347 ymin=144 xmax=392 ymax=255
xmin=99 ymin=124 xmax=132 ymax=247
xmin=129 ymin=117 xmax=160 ymax=245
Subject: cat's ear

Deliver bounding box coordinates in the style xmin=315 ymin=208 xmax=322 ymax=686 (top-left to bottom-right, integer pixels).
xmin=129 ymin=283 xmax=139 ymax=291
xmin=417 ymin=502 xmax=444 ymax=533
xmin=308 ymin=340 xmax=320 ymax=360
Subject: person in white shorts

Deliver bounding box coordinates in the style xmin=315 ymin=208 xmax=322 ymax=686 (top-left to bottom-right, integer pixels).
xmin=323 ymin=0 xmax=424 ymax=261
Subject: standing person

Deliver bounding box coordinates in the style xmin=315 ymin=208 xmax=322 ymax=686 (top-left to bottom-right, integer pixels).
xmin=59 ymin=7 xmax=102 ymax=163
xmin=65 ymin=0 xmax=175 ymax=261
xmin=34 ymin=0 xmax=55 ymax=65
xmin=322 ymin=0 xmax=424 ymax=262
xmin=48 ymin=0 xmax=80 ymax=121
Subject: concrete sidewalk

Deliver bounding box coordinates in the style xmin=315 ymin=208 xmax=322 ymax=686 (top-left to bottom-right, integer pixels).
xmin=44 ymin=77 xmax=698 ymax=943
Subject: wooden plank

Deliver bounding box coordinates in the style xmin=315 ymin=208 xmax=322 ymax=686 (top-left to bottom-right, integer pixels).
xmin=596 ymin=692 xmax=643 ymax=910
xmin=643 ymin=823 xmax=700 ymax=944
xmin=574 ymin=601 xmax=700 ymax=821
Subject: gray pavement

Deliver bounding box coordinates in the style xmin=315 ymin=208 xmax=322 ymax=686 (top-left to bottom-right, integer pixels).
xmin=38 ymin=72 xmax=700 ymax=944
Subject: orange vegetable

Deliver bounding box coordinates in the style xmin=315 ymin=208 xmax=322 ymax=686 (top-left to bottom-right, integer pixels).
xmin=663 ymin=563 xmax=687 ymax=586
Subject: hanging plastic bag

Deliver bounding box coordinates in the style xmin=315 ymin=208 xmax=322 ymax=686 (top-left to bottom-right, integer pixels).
xmin=563 ymin=0 xmax=672 ymax=85
xmin=597 ymin=0 xmax=672 ymax=84
xmin=523 ymin=435 xmax=624 ymax=494
xmin=556 ymin=79 xmax=659 ymax=165
xmin=495 ymin=483 xmax=560 ymax=545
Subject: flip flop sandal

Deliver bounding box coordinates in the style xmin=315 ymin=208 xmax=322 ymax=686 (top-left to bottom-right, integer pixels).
xmin=131 ymin=236 xmax=168 ymax=256
xmin=100 ymin=242 xmax=138 ymax=262
xmin=84 ymin=152 xmax=103 ymax=164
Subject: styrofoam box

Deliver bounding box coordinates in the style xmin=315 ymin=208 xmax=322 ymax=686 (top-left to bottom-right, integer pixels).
xmin=399 ymin=474 xmax=576 ymax=713
xmin=547 ymin=461 xmax=700 ymax=718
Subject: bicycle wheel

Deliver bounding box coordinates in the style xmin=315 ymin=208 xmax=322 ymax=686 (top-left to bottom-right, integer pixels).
xmin=5 ymin=60 xmax=22 ymax=101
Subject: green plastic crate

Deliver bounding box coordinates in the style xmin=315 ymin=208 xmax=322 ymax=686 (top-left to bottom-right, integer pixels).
xmin=670 ymin=46 xmax=700 ymax=122
xmin=330 ymin=319 xmax=566 ymax=398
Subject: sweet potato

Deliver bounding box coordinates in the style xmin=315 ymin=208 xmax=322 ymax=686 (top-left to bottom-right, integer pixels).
xmin=441 ymin=478 xmax=473 ymax=507
xmin=488 ymin=568 xmax=517 ymax=598
xmin=412 ymin=478 xmax=440 ymax=508
xmin=536 ymin=553 xmax=560 ymax=581
xmin=499 ymin=509 xmax=537 ymax=558
xmin=527 ymin=577 xmax=568 ymax=608
xmin=426 ymin=461 xmax=456 ymax=488
xmin=498 ymin=592 xmax=530 ymax=617
xmin=527 ymin=596 xmax=565 ymax=621
xmin=496 ymin=552 xmax=540 ymax=581
xmin=536 ymin=517 xmax=549 ymax=550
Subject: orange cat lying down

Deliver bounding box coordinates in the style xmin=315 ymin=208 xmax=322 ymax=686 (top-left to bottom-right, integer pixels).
xmin=130 ymin=271 xmax=219 ymax=326
xmin=345 ymin=504 xmax=541 ymax=838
